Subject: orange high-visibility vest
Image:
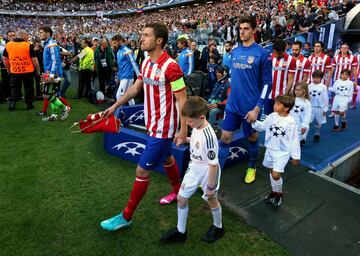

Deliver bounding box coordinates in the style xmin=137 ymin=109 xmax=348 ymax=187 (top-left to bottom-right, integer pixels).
xmin=5 ymin=41 xmax=35 ymax=74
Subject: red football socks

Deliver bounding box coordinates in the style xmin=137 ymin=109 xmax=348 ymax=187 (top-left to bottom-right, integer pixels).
xmin=164 ymin=160 xmax=181 ymax=194
xmin=123 ymin=176 xmax=150 ymax=221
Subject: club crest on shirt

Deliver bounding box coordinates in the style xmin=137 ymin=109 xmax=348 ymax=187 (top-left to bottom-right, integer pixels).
xmin=247 ymin=56 xmax=254 ymax=64
xmin=154 ymin=68 xmax=162 ymax=79
xmin=195 ymin=141 xmax=200 ymax=149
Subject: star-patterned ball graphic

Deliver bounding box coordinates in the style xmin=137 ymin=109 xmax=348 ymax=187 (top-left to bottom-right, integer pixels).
xmin=310 ymin=90 xmax=321 ymax=97
xmin=269 ymin=124 xmax=286 ymax=137
xmin=293 ymin=104 xmax=304 ymax=114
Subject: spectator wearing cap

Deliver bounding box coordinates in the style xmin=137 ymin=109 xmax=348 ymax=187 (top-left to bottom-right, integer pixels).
xmin=200 ymin=39 xmax=221 ymax=73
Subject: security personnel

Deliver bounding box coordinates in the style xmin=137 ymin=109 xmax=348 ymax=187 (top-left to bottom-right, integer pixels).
xmin=2 ymin=30 xmax=40 ymax=110
xmin=72 ymin=38 xmax=94 ymax=99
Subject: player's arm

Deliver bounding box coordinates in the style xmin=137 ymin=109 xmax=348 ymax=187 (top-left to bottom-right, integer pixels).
xmin=352 ymin=65 xmax=358 ymax=87
xmin=302 ymin=60 xmax=311 ymax=83
xmin=104 ymin=78 xmax=143 ymax=117
xmin=29 ymin=44 xmax=40 ymax=75
xmin=2 ymin=49 xmax=10 ymax=73
xmin=245 ymin=51 xmax=272 ymax=123
xmin=322 ymin=85 xmax=329 ymax=114
xmin=174 ymin=87 xmax=188 ymax=144
xmin=290 ymin=123 xmax=301 ymax=165
xmin=187 ymin=52 xmax=194 ymax=76
xmin=325 ymin=57 xmax=333 ymax=87
xmin=285 ymin=59 xmax=296 ymax=95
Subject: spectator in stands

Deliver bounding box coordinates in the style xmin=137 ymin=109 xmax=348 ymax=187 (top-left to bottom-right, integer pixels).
xmin=220 ymin=20 xmax=235 ymax=43
xmin=222 ymin=41 xmax=233 ymax=71
xmin=302 ymin=42 xmax=312 ymax=57
xmin=207 ymin=65 xmax=230 ymax=128
xmin=189 ymin=39 xmax=200 ymax=71
xmin=200 ymin=39 xmax=221 ymax=73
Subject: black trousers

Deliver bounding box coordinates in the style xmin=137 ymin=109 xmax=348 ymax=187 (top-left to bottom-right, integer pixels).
xmin=10 ymin=72 xmax=34 ymax=105
xmin=97 ymin=68 xmax=112 ymax=94
xmin=0 ymin=65 xmax=11 ymax=100
xmin=77 ymin=69 xmax=92 ymax=98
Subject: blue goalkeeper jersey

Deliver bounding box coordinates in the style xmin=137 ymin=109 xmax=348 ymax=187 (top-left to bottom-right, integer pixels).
xmin=226 ymin=42 xmax=272 ymax=116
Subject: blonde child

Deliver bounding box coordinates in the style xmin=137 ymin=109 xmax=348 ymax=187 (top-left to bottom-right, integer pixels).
xmin=290 ymin=82 xmax=312 ymax=146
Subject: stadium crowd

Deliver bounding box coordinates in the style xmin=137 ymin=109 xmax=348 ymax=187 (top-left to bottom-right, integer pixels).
xmin=0 ymin=0 xmax=356 ymax=45
xmin=0 ymin=0 xmax=169 ymax=12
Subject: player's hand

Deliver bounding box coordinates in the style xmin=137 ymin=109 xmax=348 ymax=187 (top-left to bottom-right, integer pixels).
xmin=245 ymin=109 xmax=259 ymax=123
xmin=174 ymin=130 xmax=187 ymax=146
xmin=46 ymin=76 xmax=54 ymax=83
xmin=103 ymin=104 xmax=117 ymax=117
xmin=291 ymin=159 xmax=300 ymax=166
xmin=301 ymin=127 xmax=306 ymax=134
xmin=208 ymin=104 xmax=217 ymax=110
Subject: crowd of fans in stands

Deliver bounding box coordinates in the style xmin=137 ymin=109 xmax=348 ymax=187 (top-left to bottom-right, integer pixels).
xmin=0 ymin=0 xmax=169 ymax=12
xmin=0 ymin=0 xmax=357 ymax=46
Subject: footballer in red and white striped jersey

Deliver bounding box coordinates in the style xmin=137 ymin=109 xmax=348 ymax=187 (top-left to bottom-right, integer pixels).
xmin=270 ymin=52 xmax=296 ymax=99
xmin=331 ymin=42 xmax=359 ymax=82
xmin=138 ymin=52 xmax=185 ymax=139
xmin=357 ymin=54 xmax=360 ymax=80
xmin=308 ymin=52 xmax=332 ymax=84
xmin=294 ymin=54 xmax=311 ymax=84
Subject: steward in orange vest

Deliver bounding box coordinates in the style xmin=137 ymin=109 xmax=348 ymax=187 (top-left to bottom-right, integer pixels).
xmin=3 ymin=30 xmax=40 ymax=111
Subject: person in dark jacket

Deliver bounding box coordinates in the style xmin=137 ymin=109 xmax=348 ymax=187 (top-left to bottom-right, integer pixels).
xmin=94 ymin=38 xmax=114 ymax=95
xmin=189 ymin=39 xmax=201 ymax=71
xmin=200 ymin=39 xmax=221 ymax=73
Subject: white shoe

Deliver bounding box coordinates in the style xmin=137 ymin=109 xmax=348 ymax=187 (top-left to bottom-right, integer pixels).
xmin=60 ymin=106 xmax=71 ymax=121
xmin=42 ymin=114 xmax=58 ymax=122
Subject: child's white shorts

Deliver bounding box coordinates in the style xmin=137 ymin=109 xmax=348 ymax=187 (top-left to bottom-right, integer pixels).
xmin=331 ymin=95 xmax=349 ymax=112
xmin=179 ymin=162 xmax=221 ymax=199
xmin=311 ymin=107 xmax=327 ymax=124
xmin=263 ymin=149 xmax=290 ymax=173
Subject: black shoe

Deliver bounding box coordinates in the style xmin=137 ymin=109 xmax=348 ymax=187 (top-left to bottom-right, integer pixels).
xmin=26 ymin=104 xmax=35 ymax=110
xmin=300 ymin=139 xmax=306 ymax=146
xmin=265 ymin=192 xmax=277 ymax=204
xmin=202 ymin=225 xmax=225 ymax=243
xmin=313 ymin=135 xmax=320 ymax=143
xmin=160 ymin=228 xmax=187 ymax=243
xmin=331 ymin=125 xmax=341 ymax=132
xmin=36 ymin=111 xmax=47 ymax=116
xmin=272 ymin=194 xmax=282 ymax=207
xmin=341 ymin=121 xmax=347 ymax=129
xmin=8 ymin=101 xmax=15 ymax=111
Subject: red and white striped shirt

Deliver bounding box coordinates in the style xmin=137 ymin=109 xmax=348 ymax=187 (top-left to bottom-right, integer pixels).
xmin=293 ymin=54 xmax=311 ymax=84
xmin=270 ymin=53 xmax=296 ymax=99
xmin=308 ymin=53 xmax=332 ymax=83
xmin=357 ymin=54 xmax=360 ymax=79
xmin=332 ymin=53 xmax=358 ymax=81
xmin=138 ymin=52 xmax=185 ymax=139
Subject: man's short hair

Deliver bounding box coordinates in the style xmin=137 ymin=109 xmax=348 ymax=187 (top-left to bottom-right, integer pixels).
xmin=314 ymin=41 xmax=324 ymax=50
xmin=275 ymin=95 xmax=295 ymax=112
xmin=6 ymin=30 xmax=15 ymax=36
xmin=181 ymin=96 xmax=208 ymax=118
xmin=292 ymin=41 xmax=303 ymax=48
xmin=312 ymin=69 xmax=324 ymax=78
xmin=225 ymin=41 xmax=233 ymax=47
xmin=238 ymin=15 xmax=257 ymax=29
xmin=273 ymin=39 xmax=287 ymax=52
xmin=144 ymin=23 xmax=168 ymax=48
xmin=111 ymin=34 xmax=125 ymax=43
xmin=39 ymin=26 xmax=53 ymax=37
xmin=177 ymin=37 xmax=188 ymax=47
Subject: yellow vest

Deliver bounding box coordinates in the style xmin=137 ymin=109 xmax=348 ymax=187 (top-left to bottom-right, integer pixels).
xmin=79 ymin=46 xmax=94 ymax=71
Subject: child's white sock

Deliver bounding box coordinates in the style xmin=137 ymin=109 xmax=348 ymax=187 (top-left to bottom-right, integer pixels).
xmin=211 ymin=206 xmax=223 ymax=229
xmin=177 ymin=204 xmax=188 ymax=234
xmin=270 ymin=173 xmax=283 ymax=193
xmin=334 ymin=114 xmax=340 ymax=126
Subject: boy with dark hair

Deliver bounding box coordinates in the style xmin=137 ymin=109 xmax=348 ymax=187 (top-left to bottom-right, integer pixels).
xmin=308 ymin=70 xmax=328 ymax=143
xmin=161 ymin=96 xmax=224 ymax=243
xmin=331 ymin=69 xmax=354 ymax=131
xmin=251 ymin=95 xmax=300 ymax=207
